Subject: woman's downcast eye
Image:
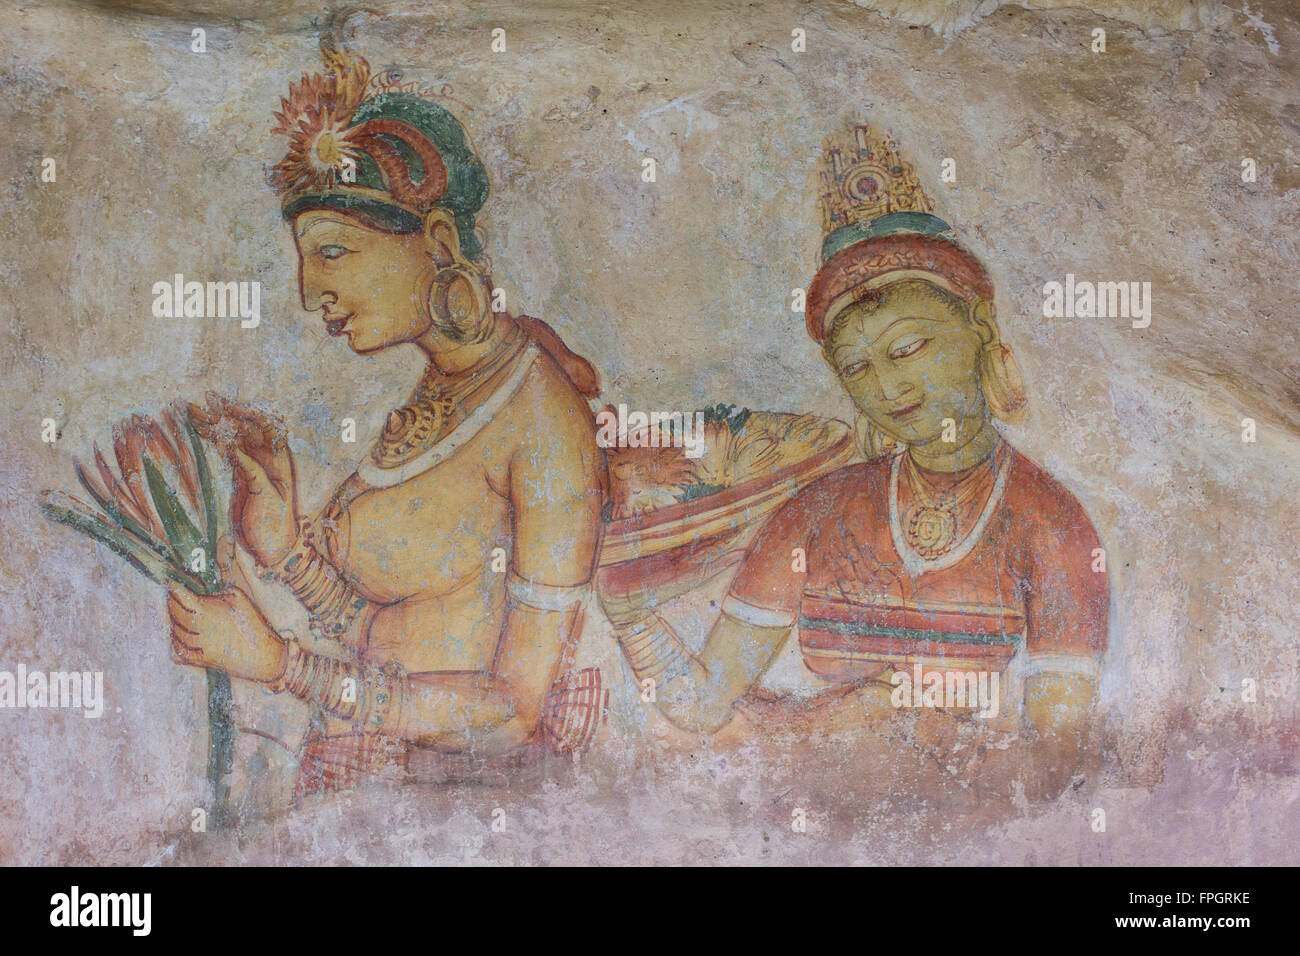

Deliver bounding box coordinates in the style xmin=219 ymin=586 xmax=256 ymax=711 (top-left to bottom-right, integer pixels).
xmin=319 ymin=244 xmax=351 ymax=261
xmin=889 ymin=337 xmax=930 ymax=359
xmin=842 ymin=360 xmax=870 ymax=378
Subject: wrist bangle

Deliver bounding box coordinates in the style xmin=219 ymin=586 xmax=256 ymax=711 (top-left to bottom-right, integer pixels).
xmin=614 ymin=612 xmax=692 ymax=684
xmin=270 ymin=635 xmax=406 ymax=735
xmin=259 ymin=520 xmax=368 ymax=638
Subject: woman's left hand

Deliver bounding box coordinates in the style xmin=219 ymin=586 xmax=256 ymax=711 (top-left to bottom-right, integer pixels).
xmin=167 ymin=584 xmax=287 ymax=684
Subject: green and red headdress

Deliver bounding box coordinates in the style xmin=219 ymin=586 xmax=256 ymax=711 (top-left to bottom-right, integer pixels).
xmin=270 ymin=38 xmax=489 ymax=258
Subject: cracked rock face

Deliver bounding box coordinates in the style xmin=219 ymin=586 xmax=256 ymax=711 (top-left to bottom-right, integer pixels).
xmin=1 ymin=0 xmax=1297 ymax=865
xmin=849 ymin=0 xmax=1233 ymax=35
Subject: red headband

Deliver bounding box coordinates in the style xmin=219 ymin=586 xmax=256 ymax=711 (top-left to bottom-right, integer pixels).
xmin=806 ymin=233 xmax=994 ymax=343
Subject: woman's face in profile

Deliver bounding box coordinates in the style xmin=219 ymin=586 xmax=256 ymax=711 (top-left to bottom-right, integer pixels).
xmin=823 ymin=281 xmax=986 ymax=448
xmin=292 ymin=209 xmax=437 ymax=354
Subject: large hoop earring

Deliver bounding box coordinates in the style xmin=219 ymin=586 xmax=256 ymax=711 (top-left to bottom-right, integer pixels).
xmin=429 ymin=265 xmax=492 ymax=344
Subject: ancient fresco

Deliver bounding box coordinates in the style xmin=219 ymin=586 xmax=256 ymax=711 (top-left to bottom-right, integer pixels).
xmin=4 ymin=1 xmax=1298 ymax=865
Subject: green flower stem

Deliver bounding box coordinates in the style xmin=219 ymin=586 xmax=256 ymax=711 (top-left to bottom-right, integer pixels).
xmin=206 ymin=668 xmax=234 ymax=828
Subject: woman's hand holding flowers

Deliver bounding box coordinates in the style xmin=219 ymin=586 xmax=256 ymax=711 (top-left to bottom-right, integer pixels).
xmin=188 ymin=392 xmax=300 ymax=568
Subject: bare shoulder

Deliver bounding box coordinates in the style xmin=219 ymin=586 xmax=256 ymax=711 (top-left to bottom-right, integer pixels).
xmin=510 ymin=348 xmax=599 ymax=450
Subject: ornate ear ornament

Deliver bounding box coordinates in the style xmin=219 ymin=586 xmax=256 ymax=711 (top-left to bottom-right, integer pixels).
xmin=980 ymin=341 xmax=1028 ymax=419
xmin=429 ymin=265 xmax=493 ymax=344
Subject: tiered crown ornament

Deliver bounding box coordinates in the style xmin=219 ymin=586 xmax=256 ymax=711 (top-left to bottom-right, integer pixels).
xmin=269 ymin=25 xmax=489 ymax=259
xmin=818 ymin=124 xmax=934 ymax=239
xmin=806 ymin=120 xmax=1027 ymax=434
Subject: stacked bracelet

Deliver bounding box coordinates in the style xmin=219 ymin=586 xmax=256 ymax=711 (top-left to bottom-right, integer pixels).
xmin=261 ymin=521 xmax=369 ymax=638
xmin=615 ymin=612 xmax=693 ymax=685
xmin=272 ymin=636 xmax=407 ymax=735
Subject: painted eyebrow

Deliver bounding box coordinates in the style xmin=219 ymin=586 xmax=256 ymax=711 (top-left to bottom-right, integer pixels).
xmin=831 ymin=342 xmax=871 ymax=366
xmin=296 ymin=217 xmax=364 ymax=239
xmin=870 ymin=316 xmax=934 ymax=346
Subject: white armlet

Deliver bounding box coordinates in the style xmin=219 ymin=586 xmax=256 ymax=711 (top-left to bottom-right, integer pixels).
xmin=1024 ymin=651 xmax=1101 ymax=681
xmin=506 ymin=571 xmax=591 ymax=612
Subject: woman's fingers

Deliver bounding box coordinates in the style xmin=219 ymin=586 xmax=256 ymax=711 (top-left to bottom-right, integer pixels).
xmin=231 ymin=450 xmax=273 ymax=495
xmin=187 ymin=401 xmax=252 ymax=460
xmin=186 ymin=405 xmax=225 ymax=445
xmin=166 ymin=583 xmax=196 ymax=615
xmin=166 ymin=589 xmax=206 ymax=649
xmin=167 ymin=587 xmax=202 ymax=664
xmin=214 ymin=532 xmax=238 ymax=582
xmin=171 ymin=628 xmax=200 ymax=654
xmin=219 ymin=534 xmax=260 ymax=595
xmin=168 ymin=604 xmax=200 ymax=637
xmin=186 ymin=401 xmax=215 ymax=426
xmin=170 ymin=631 xmax=202 ymax=666
xmin=207 ymin=393 xmax=283 ymax=436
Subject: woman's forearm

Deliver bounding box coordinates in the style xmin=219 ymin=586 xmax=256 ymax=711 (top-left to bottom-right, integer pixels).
xmin=259 ymin=524 xmax=374 ymax=640
xmin=270 ymin=574 xmax=591 ymax=753
xmin=615 ymin=610 xmax=792 ymax=734
xmin=269 ymin=637 xmax=526 ymax=750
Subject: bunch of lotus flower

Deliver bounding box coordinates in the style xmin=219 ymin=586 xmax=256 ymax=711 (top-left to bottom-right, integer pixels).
xmin=40 ymin=405 xmax=223 ymax=596
xmin=40 ymin=405 xmax=235 ymax=823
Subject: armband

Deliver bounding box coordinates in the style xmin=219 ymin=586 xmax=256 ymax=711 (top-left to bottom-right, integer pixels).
xmin=506 ymin=571 xmax=591 ymax=612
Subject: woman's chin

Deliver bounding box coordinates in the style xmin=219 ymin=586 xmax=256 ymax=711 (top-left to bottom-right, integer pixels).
xmin=863 ymin=417 xmax=915 ymax=446
xmin=346 ymin=332 xmax=386 ymax=355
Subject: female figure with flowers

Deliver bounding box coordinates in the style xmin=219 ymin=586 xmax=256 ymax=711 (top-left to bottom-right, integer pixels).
xmin=164 ymin=33 xmax=606 ymax=794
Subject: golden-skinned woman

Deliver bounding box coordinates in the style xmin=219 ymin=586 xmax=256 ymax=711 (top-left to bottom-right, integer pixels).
xmin=618 ymin=126 xmax=1109 ymax=803
xmin=164 ymin=37 xmax=605 ymax=795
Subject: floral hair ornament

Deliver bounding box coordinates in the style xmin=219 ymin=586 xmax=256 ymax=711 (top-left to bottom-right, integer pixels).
xmin=269 ymin=12 xmax=489 ymax=258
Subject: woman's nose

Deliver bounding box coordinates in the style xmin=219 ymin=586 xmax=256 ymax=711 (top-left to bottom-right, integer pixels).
xmin=875 ymin=365 xmax=915 ymax=402
xmin=298 ymin=263 xmax=331 ymax=312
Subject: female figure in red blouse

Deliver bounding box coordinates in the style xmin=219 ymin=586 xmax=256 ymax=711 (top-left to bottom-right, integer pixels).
xmin=616 ymin=125 xmax=1108 ymax=800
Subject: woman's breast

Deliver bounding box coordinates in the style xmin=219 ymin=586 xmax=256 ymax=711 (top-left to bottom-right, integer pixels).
xmin=327 ymin=462 xmax=512 ymax=605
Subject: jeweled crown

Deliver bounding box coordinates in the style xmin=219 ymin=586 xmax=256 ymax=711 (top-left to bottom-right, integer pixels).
xmin=818 ymin=124 xmax=934 ymax=234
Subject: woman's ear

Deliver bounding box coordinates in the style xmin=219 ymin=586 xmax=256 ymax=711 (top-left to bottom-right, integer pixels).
xmin=421 ymin=208 xmax=460 ymax=269
xmin=970 ymin=296 xmax=1029 ymax=420
xmin=968 ymin=297 xmax=999 ymax=349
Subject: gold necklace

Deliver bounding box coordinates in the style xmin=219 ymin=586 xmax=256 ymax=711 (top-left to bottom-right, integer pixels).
xmin=901 ymin=444 xmax=1000 ymax=559
xmin=371 ymin=323 xmax=526 ymax=469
